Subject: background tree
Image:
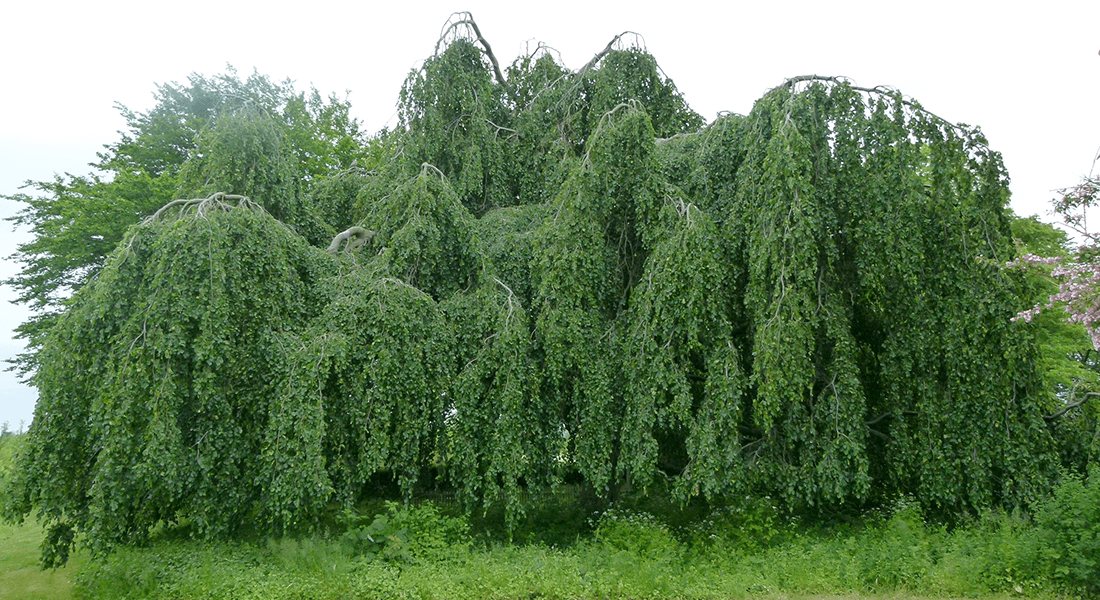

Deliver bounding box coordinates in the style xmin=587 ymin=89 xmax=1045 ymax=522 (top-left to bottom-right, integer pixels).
xmin=4 ymin=68 xmax=367 ymax=378
xmin=1011 ymin=164 xmax=1100 ymax=473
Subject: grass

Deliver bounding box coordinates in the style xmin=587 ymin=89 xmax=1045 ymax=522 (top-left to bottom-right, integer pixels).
xmin=0 ymin=519 xmax=83 ymax=600
xmin=0 ymin=503 xmax=1078 ymax=600
xmin=60 ymin=502 xmax=1076 ymax=600
xmin=1 ymin=430 xmax=1094 ymax=599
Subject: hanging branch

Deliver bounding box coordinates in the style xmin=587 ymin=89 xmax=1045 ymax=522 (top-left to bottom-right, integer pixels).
xmin=436 ymin=11 xmax=507 ymax=88
xmin=577 ymin=31 xmax=644 ymax=75
xmin=522 ymin=31 xmax=642 ymax=117
xmin=578 ymin=32 xmax=625 ymax=75
xmin=144 ymin=192 xmax=252 ymax=223
xmin=1043 ymin=386 xmax=1100 ymax=421
xmin=326 ymin=226 xmax=377 ymax=254
xmin=774 ymin=75 xmax=966 ymax=135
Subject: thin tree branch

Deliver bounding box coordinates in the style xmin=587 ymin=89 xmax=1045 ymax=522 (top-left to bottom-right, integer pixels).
xmin=437 ymin=12 xmax=507 ymax=88
xmin=1044 ymin=389 xmax=1100 ymax=421
xmin=864 ymin=412 xmax=892 ymax=427
xmin=577 ymin=31 xmax=640 ymax=75
xmin=774 ymin=75 xmax=966 ymax=135
xmin=867 ymin=428 xmax=890 ymax=442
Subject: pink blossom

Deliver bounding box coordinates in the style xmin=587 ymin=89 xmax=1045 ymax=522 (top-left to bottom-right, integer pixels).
xmin=1013 ymin=170 xmax=1100 ymax=349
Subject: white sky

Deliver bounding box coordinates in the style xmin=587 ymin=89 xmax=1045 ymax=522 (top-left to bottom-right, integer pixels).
xmin=2 ymin=0 xmax=1098 ymax=427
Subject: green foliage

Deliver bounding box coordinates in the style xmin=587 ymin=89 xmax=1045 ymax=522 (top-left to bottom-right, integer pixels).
xmin=581 ymin=47 xmax=704 ymax=141
xmin=0 ymin=430 xmax=25 ymax=509
xmin=1031 ymin=468 xmax=1100 ymax=594
xmin=337 ymin=501 xmax=474 ymax=564
xmin=6 ymin=196 xmax=332 ymax=559
xmin=5 ymin=15 xmax=1075 ymax=565
xmin=1007 ymin=212 xmax=1100 ymax=474
xmin=683 ymin=496 xmax=786 ymax=555
xmin=400 ymin=38 xmax=512 ymax=214
xmin=289 ymin=270 xmax=453 ymax=505
xmin=363 ymin=167 xmax=479 ymax=299
xmin=4 ymin=67 xmax=366 ymax=377
xmin=178 ymin=108 xmax=303 ymax=226
xmin=340 ymin=509 xmax=412 ymax=563
xmin=593 ymin=508 xmax=680 ymax=562
xmin=57 ymin=501 xmax=1090 ymax=599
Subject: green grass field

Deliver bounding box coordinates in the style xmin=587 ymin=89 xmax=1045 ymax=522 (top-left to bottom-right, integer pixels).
xmin=0 ymin=519 xmax=83 ymax=600
xmin=38 ymin=501 xmax=1074 ymax=600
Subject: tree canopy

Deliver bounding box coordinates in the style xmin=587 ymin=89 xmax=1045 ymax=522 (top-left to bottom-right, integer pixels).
xmin=4 ymin=12 xmax=1086 ymax=564
xmin=3 ymin=68 xmax=366 ymax=378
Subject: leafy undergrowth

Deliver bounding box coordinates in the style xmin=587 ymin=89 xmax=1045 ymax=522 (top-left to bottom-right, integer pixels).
xmin=67 ymin=489 xmax=1098 ymax=600
xmin=4 ymin=426 xmax=1094 ymax=600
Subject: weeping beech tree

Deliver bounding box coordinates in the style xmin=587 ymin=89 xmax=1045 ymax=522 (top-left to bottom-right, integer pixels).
xmin=5 ymin=13 xmax=1064 ymax=560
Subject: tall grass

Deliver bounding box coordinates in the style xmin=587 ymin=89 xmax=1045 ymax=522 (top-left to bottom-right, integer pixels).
xmin=69 ymin=488 xmax=1098 ymax=600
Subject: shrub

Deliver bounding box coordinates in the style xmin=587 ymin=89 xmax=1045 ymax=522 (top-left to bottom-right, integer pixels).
xmin=340 ymin=500 xmax=470 ymax=564
xmin=593 ymin=508 xmax=680 ymax=562
xmin=1032 ymin=467 xmax=1100 ymax=595
xmin=684 ymin=495 xmax=786 ymax=556
xmin=853 ymin=500 xmax=937 ymax=591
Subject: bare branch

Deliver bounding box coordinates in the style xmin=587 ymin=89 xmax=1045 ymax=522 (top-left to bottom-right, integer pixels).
xmin=577 ymin=31 xmax=642 ymax=75
xmin=864 ymin=410 xmax=918 ymax=427
xmin=867 ymin=428 xmax=891 ymax=442
xmin=864 ymin=412 xmax=892 ymax=427
xmin=1044 ymin=388 xmax=1100 ymax=421
xmin=145 ymin=192 xmax=250 ymax=223
xmin=326 ymin=226 xmax=376 ymax=254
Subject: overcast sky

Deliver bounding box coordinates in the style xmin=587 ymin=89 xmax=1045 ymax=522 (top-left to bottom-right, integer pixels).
xmin=2 ymin=0 xmax=1098 ymax=428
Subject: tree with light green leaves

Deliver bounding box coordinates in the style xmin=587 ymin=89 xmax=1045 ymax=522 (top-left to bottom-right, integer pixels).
xmin=3 ymin=68 xmax=367 ymax=379
xmin=3 ymin=12 xmax=1075 ymax=565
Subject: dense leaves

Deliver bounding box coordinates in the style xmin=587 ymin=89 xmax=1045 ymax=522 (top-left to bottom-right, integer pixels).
xmin=3 ymin=14 xmax=1074 ymax=563
xmin=5 ymin=195 xmax=331 ymax=552
xmin=3 ymin=69 xmax=366 ymax=376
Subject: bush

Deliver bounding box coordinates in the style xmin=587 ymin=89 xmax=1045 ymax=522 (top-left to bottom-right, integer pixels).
xmin=340 ymin=500 xmax=470 ymax=564
xmin=682 ymin=495 xmax=786 ymax=556
xmin=938 ymin=508 xmax=1042 ymax=594
xmin=592 ymin=508 xmax=680 ymax=562
xmin=1032 ymin=468 xmax=1100 ymax=595
xmin=852 ymin=500 xmax=937 ymax=591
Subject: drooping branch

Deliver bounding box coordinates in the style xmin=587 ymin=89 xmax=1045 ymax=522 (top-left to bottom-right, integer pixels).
xmin=774 ymin=75 xmax=964 ymax=135
xmin=524 ymin=31 xmax=642 ymax=117
xmin=145 ymin=192 xmax=251 ymax=223
xmin=577 ymin=31 xmax=642 ymax=75
xmin=863 ymin=410 xmax=918 ymax=426
xmin=326 ymin=226 xmax=377 ymax=254
xmin=436 ymin=12 xmax=507 ymax=88
xmin=864 ymin=412 xmax=892 ymax=427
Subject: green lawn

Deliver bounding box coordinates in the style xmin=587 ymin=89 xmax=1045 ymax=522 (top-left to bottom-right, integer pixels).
xmin=0 ymin=519 xmax=82 ymax=600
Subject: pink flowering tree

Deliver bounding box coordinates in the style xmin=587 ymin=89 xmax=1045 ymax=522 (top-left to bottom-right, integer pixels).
xmin=1010 ymin=160 xmax=1100 ymax=472
xmin=1014 ymin=169 xmax=1100 ymax=349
